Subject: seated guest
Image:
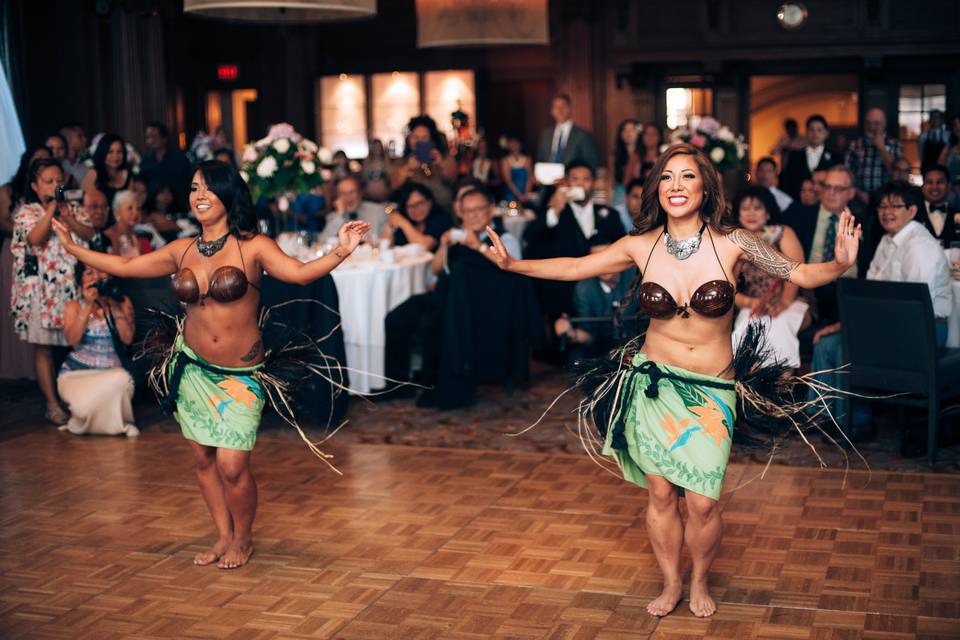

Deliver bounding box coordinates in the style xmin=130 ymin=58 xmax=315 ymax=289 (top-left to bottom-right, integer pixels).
xmin=729 ymin=187 xmax=809 ymax=368
xmin=381 ymin=187 xmax=519 ymax=404
xmin=554 ymin=243 xmax=638 ymax=362
xmin=143 ymin=182 xmax=191 ymax=242
xmin=754 ymin=156 xmax=793 ymax=214
xmin=500 ymin=135 xmax=533 ymax=204
xmin=384 ymin=182 xmax=453 ymax=251
xmin=781 ymin=114 xmax=834 ymax=200
xmin=808 ymin=181 xmax=951 ymax=446
xmin=614 ymin=178 xmax=643 ymax=233
xmin=105 ymin=190 xmax=149 ymax=256
xmin=57 ymin=265 xmax=138 ymax=437
xmin=890 ymin=156 xmax=912 ymax=183
xmin=80 ymin=188 xmax=112 ymax=253
xmin=919 ymin=164 xmax=959 ymax=246
xmin=525 ymin=160 xmax=627 ymax=317
xmin=323 ymin=175 xmax=386 ymax=240
xmin=798 ymin=178 xmax=819 ymax=206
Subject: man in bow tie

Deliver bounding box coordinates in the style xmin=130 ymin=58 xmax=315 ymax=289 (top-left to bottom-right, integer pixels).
xmin=920 ymin=164 xmax=960 ymax=247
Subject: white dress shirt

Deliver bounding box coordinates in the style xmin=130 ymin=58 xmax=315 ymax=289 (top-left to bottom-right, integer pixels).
xmin=546 ymin=200 xmax=596 ymax=239
xmin=551 ymin=120 xmax=573 ymax=159
xmin=768 ymin=186 xmax=794 ymax=213
xmin=867 ymin=220 xmax=952 ymax=318
xmin=805 ymin=145 xmax=825 ymax=173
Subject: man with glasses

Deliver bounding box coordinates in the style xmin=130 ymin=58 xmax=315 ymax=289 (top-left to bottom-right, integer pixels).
xmin=78 ymin=189 xmax=111 ymax=253
xmin=808 ymin=181 xmax=951 ymax=449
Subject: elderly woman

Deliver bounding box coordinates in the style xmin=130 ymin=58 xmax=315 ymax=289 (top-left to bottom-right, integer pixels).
xmin=10 ymin=158 xmax=93 ymax=423
xmin=105 ymin=190 xmax=148 ymax=256
xmin=385 ymin=182 xmax=453 ymax=252
xmin=57 ymin=265 xmax=137 ymax=436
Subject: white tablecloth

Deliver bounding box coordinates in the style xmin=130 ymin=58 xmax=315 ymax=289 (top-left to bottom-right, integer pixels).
xmin=331 ymin=251 xmax=433 ymax=393
xmin=496 ymin=210 xmax=536 ymax=244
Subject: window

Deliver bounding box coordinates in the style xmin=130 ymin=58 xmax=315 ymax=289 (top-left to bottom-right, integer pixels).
xmin=371 ymin=72 xmax=420 ymax=156
xmin=665 ymin=87 xmax=713 ymax=130
xmin=898 ymin=84 xmax=946 ymax=170
xmin=317 ymin=74 xmax=368 ymax=159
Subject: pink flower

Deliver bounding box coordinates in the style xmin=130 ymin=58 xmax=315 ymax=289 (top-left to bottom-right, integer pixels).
xmin=697 ymin=116 xmax=721 ymax=136
xmin=689 ymin=133 xmax=707 ymax=148
xmin=267 ymin=123 xmax=296 ymax=141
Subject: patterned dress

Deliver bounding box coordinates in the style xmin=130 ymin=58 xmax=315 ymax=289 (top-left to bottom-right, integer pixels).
xmin=9 ymin=203 xmax=84 ymax=345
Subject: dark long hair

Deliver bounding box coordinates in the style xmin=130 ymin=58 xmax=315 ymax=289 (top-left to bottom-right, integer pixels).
xmin=23 ymin=158 xmax=64 ymax=204
xmin=634 ymin=143 xmax=734 ymax=235
xmin=92 ymin=133 xmax=129 ymax=193
xmin=614 ymin=119 xmax=640 ymax=186
xmin=397 ymin=181 xmax=439 ymax=220
xmin=195 ymin=160 xmax=257 ymax=237
xmin=637 ymin=122 xmax=663 ymax=162
xmin=402 ymin=114 xmax=449 ymax=158
xmin=732 ymin=185 xmax=782 ymax=226
xmin=8 ymin=145 xmax=52 ymax=204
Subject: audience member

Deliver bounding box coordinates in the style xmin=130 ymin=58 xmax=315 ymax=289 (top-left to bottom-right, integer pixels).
xmin=382 ymin=187 xmax=519 ymax=406
xmin=918 ymin=109 xmax=949 ymax=171
xmin=769 ymin=117 xmax=806 ymax=171
xmin=323 ymin=175 xmax=386 ymax=239
xmin=798 ymin=178 xmax=819 ymax=206
xmin=611 ymin=119 xmax=641 ymax=206
xmin=890 ymin=156 xmax=912 ymax=183
xmin=781 ymin=114 xmax=834 ymax=199
xmin=470 ymin=138 xmax=498 ymax=186
xmin=638 ymin=122 xmax=662 ymax=181
xmin=939 ymin=112 xmax=960 ymax=206
xmin=730 ymin=186 xmax=809 ymax=368
xmin=754 ymin=156 xmax=793 ymax=214
xmin=535 ymin=93 xmax=599 ymax=170
xmin=391 ymin=114 xmax=457 ymax=208
xmin=846 ymin=107 xmax=903 ymax=203
xmin=614 ymin=178 xmax=643 ymax=232
xmin=808 ymin=181 xmax=951 ymax=450
xmin=57 ymin=265 xmax=138 ymax=437
xmin=362 ymin=138 xmax=390 ymax=201
xmin=59 ymin=123 xmax=90 ymax=187
xmin=919 ymin=164 xmax=959 ymax=246
xmin=500 ymin=135 xmax=533 ymax=204
xmin=80 ymin=188 xmax=112 ymax=253
xmin=554 ymin=243 xmax=638 ymax=362
xmin=105 ymin=190 xmax=147 ymax=256
xmin=82 ymin=133 xmax=133 ymax=215
xmin=385 ymin=182 xmax=453 ymax=251
xmin=140 ymin=121 xmax=193 ymax=210
xmin=10 ymin=158 xmax=90 ymax=423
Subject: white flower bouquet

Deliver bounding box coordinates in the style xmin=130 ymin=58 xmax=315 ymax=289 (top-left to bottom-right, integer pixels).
xmin=239 ymin=123 xmax=329 ymax=202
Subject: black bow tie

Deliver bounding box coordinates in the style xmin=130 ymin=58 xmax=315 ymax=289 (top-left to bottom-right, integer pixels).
xmin=929 ymin=205 xmax=947 ymax=214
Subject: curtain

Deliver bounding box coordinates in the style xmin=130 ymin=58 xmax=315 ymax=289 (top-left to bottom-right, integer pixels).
xmin=0 ymin=3 xmax=24 ymax=184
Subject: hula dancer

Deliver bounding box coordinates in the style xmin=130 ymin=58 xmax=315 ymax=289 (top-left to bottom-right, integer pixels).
xmin=485 ymin=143 xmax=861 ymax=618
xmin=52 ymin=160 xmax=370 ymax=570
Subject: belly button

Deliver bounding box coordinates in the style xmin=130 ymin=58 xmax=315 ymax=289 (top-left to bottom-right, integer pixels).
xmin=212 ymin=336 xmax=219 ymax=343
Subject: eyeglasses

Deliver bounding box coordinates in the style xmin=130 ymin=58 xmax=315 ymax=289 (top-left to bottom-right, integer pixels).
xmin=877 ymin=203 xmax=909 ymax=211
xmin=460 ymin=206 xmax=490 ymax=215
xmin=819 ymin=183 xmax=852 ymax=193
xmin=407 ymin=198 xmax=430 ymax=209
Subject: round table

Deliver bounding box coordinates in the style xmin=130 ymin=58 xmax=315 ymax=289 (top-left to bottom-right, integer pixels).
xmin=331 ymin=249 xmax=433 ymax=393
xmin=496 ymin=210 xmax=536 ymax=244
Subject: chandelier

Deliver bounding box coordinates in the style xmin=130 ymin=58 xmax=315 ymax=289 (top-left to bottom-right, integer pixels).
xmin=183 ymin=0 xmax=376 ymax=22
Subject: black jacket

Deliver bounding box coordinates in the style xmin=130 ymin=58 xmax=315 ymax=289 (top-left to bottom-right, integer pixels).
xmin=781 ymin=147 xmax=836 ymax=200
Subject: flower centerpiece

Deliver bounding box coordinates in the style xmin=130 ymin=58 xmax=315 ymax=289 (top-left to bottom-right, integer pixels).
xmin=667 ymin=116 xmax=747 ymax=172
xmin=187 ymin=130 xmax=229 ymax=163
xmin=239 ymin=123 xmax=331 ymax=203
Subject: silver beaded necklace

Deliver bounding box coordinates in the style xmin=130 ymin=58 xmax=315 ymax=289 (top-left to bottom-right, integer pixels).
xmin=663 ymin=223 xmax=707 ymax=260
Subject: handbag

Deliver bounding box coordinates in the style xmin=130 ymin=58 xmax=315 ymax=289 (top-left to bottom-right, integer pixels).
xmin=102 ymin=304 xmax=136 ymax=373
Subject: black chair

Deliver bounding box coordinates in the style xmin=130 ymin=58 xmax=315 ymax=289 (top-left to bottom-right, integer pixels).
xmin=837 ymin=278 xmax=960 ymax=465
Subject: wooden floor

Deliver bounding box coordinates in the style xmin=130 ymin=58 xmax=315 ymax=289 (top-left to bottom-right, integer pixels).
xmin=1 ymin=430 xmax=958 ymax=639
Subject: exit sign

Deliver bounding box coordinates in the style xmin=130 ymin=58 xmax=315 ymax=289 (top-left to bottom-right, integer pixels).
xmin=217 ymin=64 xmax=238 ymax=81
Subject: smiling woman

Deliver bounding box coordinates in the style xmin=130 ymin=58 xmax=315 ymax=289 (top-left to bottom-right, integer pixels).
xmin=484 ymin=142 xmax=864 ymax=619
xmin=49 ymin=159 xmax=371 ymax=572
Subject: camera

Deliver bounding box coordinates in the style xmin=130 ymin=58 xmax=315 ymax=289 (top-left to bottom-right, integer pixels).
xmin=94 ymin=278 xmax=125 ymax=301
xmin=55 ymin=186 xmax=66 ymax=203
xmin=449 ymin=228 xmax=467 ymax=243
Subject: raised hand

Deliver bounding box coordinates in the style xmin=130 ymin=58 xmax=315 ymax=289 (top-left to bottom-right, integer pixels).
xmin=832 ymin=208 xmax=862 ymax=269
xmin=50 ymin=218 xmax=77 ymax=252
xmin=484 ymin=225 xmax=514 ymax=270
xmin=337 ymin=220 xmax=371 ymax=253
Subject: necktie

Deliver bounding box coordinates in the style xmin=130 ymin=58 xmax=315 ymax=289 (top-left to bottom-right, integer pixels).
xmin=553 ymin=128 xmax=566 ymax=163
xmin=822 ymin=214 xmax=838 ymax=262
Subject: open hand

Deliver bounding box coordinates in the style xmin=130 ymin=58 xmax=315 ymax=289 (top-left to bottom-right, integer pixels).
xmin=50 ymin=218 xmax=77 ymax=252
xmin=484 ymin=225 xmax=514 ymax=270
xmin=832 ymin=208 xmax=862 ymax=270
xmin=337 ymin=220 xmax=371 ymax=253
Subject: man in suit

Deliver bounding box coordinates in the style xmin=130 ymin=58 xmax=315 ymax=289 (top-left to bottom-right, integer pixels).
xmin=535 ymin=94 xmax=599 ymax=171
xmin=781 ymin=114 xmax=834 ymax=200
xmin=920 ymin=164 xmax=960 ymax=246
xmin=525 ymin=161 xmax=627 ymax=318
xmin=322 ymin=175 xmax=387 ymax=239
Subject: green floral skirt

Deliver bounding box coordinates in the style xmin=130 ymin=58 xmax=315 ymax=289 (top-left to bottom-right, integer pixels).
xmin=602 ymin=354 xmax=737 ymax=500
xmin=168 ymin=335 xmax=266 ymax=451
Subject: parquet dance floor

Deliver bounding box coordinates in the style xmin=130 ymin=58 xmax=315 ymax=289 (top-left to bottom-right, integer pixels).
xmin=1 ymin=430 xmax=958 ymax=639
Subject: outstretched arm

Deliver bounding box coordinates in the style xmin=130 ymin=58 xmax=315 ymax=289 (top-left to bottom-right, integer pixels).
xmin=51 ymin=218 xmax=181 ymax=278
xmin=729 ymin=209 xmax=861 ymax=289
xmin=256 ymin=221 xmax=370 ymax=285
xmin=486 ymin=226 xmax=636 ymax=281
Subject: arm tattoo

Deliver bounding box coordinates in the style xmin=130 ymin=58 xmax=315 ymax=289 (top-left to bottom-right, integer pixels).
xmin=240 ymin=339 xmax=262 ymax=362
xmin=728 ymin=228 xmax=800 ymax=280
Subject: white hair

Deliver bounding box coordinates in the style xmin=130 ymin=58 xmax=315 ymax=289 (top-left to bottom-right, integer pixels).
xmin=112 ymin=189 xmax=138 ymax=211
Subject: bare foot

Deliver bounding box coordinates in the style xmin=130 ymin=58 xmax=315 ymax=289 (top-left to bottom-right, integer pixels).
xmin=646 ymin=582 xmax=683 ymax=616
xmin=218 ymin=537 xmax=254 ymax=570
xmin=193 ymin=537 xmax=231 ymax=566
xmin=688 ymin=577 xmax=717 ymax=617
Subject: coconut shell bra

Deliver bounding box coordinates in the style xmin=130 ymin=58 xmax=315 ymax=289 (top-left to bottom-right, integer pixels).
xmin=637 ymin=225 xmax=735 ymax=319
xmin=172 ymin=236 xmax=260 ymax=305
